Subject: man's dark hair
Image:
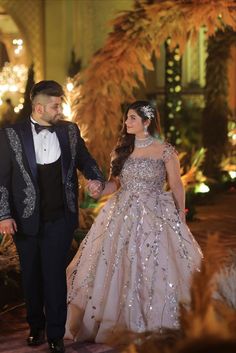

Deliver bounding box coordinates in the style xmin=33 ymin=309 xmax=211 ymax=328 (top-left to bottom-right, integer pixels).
xmin=30 ymin=80 xmax=65 ymax=101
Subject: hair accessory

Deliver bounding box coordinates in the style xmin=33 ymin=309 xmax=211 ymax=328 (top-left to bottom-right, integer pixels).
xmin=140 ymin=105 xmax=155 ymax=120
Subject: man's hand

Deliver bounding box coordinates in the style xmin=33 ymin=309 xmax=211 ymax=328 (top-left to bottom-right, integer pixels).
xmin=86 ymin=180 xmax=103 ymax=199
xmin=0 ymin=218 xmax=17 ymax=235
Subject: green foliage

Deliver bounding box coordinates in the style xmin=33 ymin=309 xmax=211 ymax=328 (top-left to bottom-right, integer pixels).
xmin=164 ymin=41 xmax=182 ymax=145
xmin=79 ymin=191 xmax=98 ymax=209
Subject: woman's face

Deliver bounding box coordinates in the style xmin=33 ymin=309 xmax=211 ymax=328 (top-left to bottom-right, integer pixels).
xmin=125 ymin=109 xmax=148 ymax=137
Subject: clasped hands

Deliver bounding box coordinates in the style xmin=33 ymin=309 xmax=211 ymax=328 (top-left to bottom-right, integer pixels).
xmin=86 ymin=179 xmax=103 ymax=199
xmin=0 ymin=182 xmax=103 ymax=235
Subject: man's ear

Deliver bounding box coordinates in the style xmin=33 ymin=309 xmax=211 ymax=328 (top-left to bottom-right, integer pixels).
xmin=34 ymin=103 xmax=44 ymax=115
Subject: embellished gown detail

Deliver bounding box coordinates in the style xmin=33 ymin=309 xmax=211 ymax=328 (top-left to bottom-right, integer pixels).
xmin=65 ymin=143 xmax=202 ymax=343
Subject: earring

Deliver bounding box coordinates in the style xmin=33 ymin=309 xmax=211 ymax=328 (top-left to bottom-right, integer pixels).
xmin=144 ymin=125 xmax=149 ymax=137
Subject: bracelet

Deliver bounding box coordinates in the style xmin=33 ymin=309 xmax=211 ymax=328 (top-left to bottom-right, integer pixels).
xmin=178 ymin=209 xmax=186 ymax=214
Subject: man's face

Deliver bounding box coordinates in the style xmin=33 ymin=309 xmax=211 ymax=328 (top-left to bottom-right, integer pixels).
xmin=41 ymin=96 xmax=63 ymax=124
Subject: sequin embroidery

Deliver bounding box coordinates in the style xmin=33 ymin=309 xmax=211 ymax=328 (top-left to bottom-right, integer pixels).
xmin=0 ymin=186 xmax=11 ymax=220
xmin=6 ymin=128 xmax=36 ymax=218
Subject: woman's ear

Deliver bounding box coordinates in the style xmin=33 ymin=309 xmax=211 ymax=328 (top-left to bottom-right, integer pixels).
xmin=144 ymin=120 xmax=150 ymax=128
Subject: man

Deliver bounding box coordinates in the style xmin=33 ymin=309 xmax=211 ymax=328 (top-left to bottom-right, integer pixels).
xmin=0 ymin=80 xmax=105 ymax=353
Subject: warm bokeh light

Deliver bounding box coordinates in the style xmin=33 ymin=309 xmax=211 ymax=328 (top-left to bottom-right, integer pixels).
xmin=0 ymin=63 xmax=27 ymax=97
xmin=195 ymin=182 xmax=210 ymax=193
xmin=66 ymin=82 xmax=74 ymax=92
xmin=12 ymin=38 xmax=24 ymax=56
xmin=63 ymin=102 xmax=71 ymax=119
xmin=229 ymin=171 xmax=236 ymax=179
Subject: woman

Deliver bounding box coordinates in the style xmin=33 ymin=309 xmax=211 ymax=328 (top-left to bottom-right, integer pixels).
xmin=65 ymin=101 xmax=202 ymax=343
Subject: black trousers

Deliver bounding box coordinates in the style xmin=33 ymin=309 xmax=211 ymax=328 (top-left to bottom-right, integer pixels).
xmin=14 ymin=217 xmax=74 ymax=341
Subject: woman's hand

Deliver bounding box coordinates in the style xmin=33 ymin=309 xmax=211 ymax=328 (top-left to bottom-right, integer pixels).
xmin=178 ymin=210 xmax=186 ymax=223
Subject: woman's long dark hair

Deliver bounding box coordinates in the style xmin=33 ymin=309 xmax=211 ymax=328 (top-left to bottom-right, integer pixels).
xmin=111 ymin=100 xmax=161 ymax=177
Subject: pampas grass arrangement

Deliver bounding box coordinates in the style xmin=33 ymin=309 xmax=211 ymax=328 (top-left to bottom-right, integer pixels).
xmin=0 ymin=234 xmax=19 ymax=274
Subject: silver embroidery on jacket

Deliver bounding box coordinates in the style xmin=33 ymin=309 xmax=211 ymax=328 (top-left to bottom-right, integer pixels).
xmin=6 ymin=128 xmax=36 ymax=218
xmin=66 ymin=124 xmax=77 ymax=213
xmin=0 ymin=186 xmax=11 ymax=220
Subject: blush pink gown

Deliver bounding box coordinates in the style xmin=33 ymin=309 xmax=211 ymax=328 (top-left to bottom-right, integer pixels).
xmin=65 ymin=143 xmax=202 ymax=343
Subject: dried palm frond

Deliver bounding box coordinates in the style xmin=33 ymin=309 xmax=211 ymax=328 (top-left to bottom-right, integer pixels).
xmin=214 ymin=256 xmax=236 ymax=310
xmin=78 ymin=207 xmax=95 ymax=230
xmin=173 ymin=336 xmax=236 ymax=353
xmin=72 ymin=0 xmax=236 ymax=170
xmin=180 ymin=234 xmax=236 ymax=339
xmin=220 ymin=157 xmax=236 ymax=173
xmin=181 ymin=148 xmax=206 ymax=188
xmin=106 ymin=328 xmax=180 ymax=353
xmin=0 ymin=234 xmax=19 ymax=273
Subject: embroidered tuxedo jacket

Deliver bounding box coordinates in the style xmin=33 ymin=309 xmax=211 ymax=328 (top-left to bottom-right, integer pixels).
xmin=0 ymin=118 xmax=105 ymax=235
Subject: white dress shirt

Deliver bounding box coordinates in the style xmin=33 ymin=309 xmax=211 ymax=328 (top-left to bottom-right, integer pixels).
xmin=31 ymin=117 xmax=61 ymax=165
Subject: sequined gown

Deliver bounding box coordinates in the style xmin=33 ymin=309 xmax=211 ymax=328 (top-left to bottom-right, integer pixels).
xmin=65 ymin=143 xmax=202 ymax=343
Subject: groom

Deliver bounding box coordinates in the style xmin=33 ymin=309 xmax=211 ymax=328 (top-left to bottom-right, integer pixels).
xmin=0 ymin=80 xmax=105 ymax=353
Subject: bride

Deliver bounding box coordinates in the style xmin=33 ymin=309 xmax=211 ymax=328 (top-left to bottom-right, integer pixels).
xmin=65 ymin=101 xmax=202 ymax=343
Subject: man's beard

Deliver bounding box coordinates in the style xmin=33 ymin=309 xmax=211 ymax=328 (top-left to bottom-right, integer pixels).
xmin=51 ymin=114 xmax=63 ymax=124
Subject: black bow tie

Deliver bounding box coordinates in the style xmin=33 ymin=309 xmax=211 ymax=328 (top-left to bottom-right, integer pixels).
xmin=33 ymin=122 xmax=55 ymax=134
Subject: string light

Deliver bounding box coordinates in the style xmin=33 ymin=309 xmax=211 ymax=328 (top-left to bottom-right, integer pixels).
xmin=12 ymin=38 xmax=24 ymax=56
xmin=165 ymin=39 xmax=182 ymax=145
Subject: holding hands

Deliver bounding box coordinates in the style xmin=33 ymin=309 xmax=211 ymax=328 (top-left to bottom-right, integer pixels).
xmin=86 ymin=179 xmax=103 ymax=199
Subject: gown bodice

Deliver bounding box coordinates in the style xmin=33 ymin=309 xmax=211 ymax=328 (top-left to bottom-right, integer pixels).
xmin=119 ymin=142 xmax=176 ymax=193
xmin=120 ymin=157 xmax=166 ymax=194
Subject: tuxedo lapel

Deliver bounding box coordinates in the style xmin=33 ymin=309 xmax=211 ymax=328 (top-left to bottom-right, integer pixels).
xmin=18 ymin=119 xmax=38 ymax=182
xmin=55 ymin=124 xmax=70 ymax=183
